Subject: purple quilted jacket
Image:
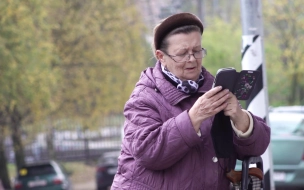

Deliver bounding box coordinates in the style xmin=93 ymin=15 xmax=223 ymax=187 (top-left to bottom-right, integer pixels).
xmin=111 ymin=62 xmax=270 ymax=190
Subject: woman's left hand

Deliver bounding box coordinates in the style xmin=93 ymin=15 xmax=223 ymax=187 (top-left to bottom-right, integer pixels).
xmin=223 ymin=92 xmax=249 ymax=132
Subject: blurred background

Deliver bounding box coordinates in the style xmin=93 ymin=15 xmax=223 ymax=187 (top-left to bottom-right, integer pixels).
xmin=0 ymin=0 xmax=304 ymax=190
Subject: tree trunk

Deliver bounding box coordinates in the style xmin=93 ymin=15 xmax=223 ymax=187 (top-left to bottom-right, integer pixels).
xmin=300 ymin=86 xmax=304 ymax=105
xmin=0 ymin=126 xmax=12 ymax=190
xmin=10 ymin=107 xmax=25 ymax=171
xmin=289 ymin=72 xmax=298 ymax=104
xmin=46 ymin=126 xmax=55 ymax=160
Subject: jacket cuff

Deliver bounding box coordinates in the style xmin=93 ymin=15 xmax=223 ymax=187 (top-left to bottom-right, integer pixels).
xmin=230 ymin=109 xmax=253 ymax=138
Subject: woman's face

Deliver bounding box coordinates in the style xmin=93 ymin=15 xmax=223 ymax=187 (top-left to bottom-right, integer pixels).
xmin=156 ymin=31 xmax=203 ymax=81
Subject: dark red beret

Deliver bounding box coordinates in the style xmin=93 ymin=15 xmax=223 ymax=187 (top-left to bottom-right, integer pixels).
xmin=154 ymin=12 xmax=204 ymax=50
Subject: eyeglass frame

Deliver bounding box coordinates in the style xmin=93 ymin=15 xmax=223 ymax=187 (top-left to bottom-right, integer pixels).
xmin=162 ymin=48 xmax=207 ymax=63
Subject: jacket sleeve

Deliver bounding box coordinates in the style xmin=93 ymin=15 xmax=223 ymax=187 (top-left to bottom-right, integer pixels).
xmin=233 ymin=111 xmax=271 ymax=160
xmin=122 ymin=94 xmax=202 ymax=170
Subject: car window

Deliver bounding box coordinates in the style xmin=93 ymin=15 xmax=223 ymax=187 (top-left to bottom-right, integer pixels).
xmin=98 ymin=151 xmax=120 ymax=165
xmin=269 ymin=113 xmax=304 ymax=135
xmin=98 ymin=156 xmax=116 ymax=164
xmin=294 ymin=121 xmax=304 ymax=135
xmin=19 ymin=164 xmax=56 ymax=178
xmin=270 ymin=120 xmax=300 ymax=134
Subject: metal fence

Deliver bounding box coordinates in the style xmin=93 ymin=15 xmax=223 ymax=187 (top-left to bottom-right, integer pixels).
xmin=4 ymin=115 xmax=125 ymax=163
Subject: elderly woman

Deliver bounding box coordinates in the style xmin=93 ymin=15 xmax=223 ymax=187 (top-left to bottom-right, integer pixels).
xmin=111 ymin=12 xmax=270 ymax=190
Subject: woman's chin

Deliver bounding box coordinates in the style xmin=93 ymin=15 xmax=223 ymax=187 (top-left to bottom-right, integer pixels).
xmin=183 ymin=76 xmax=200 ymax=81
xmin=183 ymin=72 xmax=200 ymax=81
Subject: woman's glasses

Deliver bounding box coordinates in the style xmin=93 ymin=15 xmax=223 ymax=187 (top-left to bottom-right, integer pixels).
xmin=163 ymin=48 xmax=207 ymax=63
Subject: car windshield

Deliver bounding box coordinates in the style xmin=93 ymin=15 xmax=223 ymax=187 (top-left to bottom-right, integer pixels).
xmin=269 ymin=113 xmax=304 ymax=135
xmin=98 ymin=151 xmax=120 ymax=165
xmin=19 ymin=164 xmax=56 ymax=178
xmin=271 ymin=106 xmax=304 ymax=114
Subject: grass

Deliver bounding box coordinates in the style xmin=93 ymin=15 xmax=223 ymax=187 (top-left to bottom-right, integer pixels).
xmin=7 ymin=163 xmax=16 ymax=180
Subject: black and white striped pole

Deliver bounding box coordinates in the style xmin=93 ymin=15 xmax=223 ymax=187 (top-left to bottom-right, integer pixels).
xmin=240 ymin=0 xmax=275 ymax=189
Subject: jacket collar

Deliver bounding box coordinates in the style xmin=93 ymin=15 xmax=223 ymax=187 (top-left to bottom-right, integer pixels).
xmin=153 ymin=61 xmax=214 ymax=105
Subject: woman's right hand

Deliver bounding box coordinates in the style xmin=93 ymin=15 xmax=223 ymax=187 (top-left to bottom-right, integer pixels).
xmin=188 ymin=86 xmax=230 ymax=132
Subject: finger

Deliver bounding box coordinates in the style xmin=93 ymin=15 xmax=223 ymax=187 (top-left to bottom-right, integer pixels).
xmin=227 ymin=92 xmax=237 ymax=101
xmin=209 ymin=89 xmax=230 ymax=106
xmin=213 ymin=102 xmax=228 ymax=114
xmin=214 ymin=94 xmax=230 ymax=110
xmin=224 ymin=102 xmax=239 ymax=116
xmin=225 ymin=93 xmax=239 ymax=108
xmin=203 ymin=86 xmax=223 ymax=98
xmin=215 ymin=89 xmax=230 ymax=99
xmin=223 ymin=103 xmax=233 ymax=113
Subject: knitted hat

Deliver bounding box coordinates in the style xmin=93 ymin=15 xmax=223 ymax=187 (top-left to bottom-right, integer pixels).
xmin=153 ymin=12 xmax=204 ymax=50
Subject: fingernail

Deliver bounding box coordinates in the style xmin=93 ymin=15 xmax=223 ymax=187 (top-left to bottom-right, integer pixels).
xmin=217 ymin=86 xmax=222 ymax=90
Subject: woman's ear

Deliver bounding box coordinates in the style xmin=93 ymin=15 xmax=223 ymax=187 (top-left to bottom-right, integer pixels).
xmin=155 ymin=50 xmax=165 ymax=62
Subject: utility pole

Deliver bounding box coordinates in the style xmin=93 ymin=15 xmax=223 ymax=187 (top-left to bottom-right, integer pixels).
xmin=213 ymin=0 xmax=219 ymax=18
xmin=197 ymin=0 xmax=204 ymax=23
xmin=240 ymin=0 xmax=275 ymax=189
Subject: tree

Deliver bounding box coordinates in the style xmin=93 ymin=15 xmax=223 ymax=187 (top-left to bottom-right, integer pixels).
xmin=48 ymin=0 xmax=148 ymax=128
xmin=0 ymin=0 xmax=148 ymax=178
xmin=0 ymin=0 xmax=58 ymax=173
xmin=263 ymin=0 xmax=304 ymax=105
xmin=0 ymin=112 xmax=11 ymax=190
xmin=203 ymin=18 xmax=243 ymax=75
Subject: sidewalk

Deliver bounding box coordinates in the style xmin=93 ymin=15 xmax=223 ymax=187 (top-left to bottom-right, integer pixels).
xmin=70 ymin=165 xmax=96 ymax=190
xmin=73 ymin=179 xmax=96 ymax=190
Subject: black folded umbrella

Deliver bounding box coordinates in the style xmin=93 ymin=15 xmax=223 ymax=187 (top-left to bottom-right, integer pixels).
xmin=210 ymin=111 xmax=234 ymax=158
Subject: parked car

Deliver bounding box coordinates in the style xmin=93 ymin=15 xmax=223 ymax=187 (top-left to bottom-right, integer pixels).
xmin=269 ymin=112 xmax=304 ymax=189
xmin=95 ymin=150 xmax=120 ymax=190
xmin=270 ymin=105 xmax=304 ymax=114
xmin=235 ymin=111 xmax=304 ymax=189
xmin=13 ymin=160 xmax=72 ymax=190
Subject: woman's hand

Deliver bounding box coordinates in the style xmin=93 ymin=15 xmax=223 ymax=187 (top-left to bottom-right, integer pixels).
xmin=223 ymin=92 xmax=249 ymax=132
xmin=189 ymin=86 xmax=230 ymax=132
